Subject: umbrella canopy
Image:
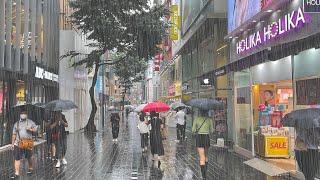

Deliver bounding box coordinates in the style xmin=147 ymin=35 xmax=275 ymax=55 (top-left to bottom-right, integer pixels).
xmin=281 ymin=108 xmax=320 ymax=129
xmin=187 ymin=98 xmax=224 ymax=111
xmin=134 ymin=104 xmax=147 ymax=112
xmin=169 ymin=102 xmax=186 ymax=110
xmin=108 ymin=106 xmax=122 ymax=113
xmin=124 ymin=105 xmax=134 ymax=109
xmin=44 ymin=99 xmax=78 ymax=111
xmin=142 ymin=102 xmax=170 ymax=113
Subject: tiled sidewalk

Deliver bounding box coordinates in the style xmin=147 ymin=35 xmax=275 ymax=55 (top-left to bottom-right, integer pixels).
xmin=0 ymin=113 xmax=291 ymax=180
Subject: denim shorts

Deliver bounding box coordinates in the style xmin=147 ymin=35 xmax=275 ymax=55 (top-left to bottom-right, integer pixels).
xmin=14 ymin=146 xmax=32 ymax=160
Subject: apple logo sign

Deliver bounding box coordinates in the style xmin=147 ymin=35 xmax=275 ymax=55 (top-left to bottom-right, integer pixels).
xmin=203 ymin=79 xmax=210 ymax=84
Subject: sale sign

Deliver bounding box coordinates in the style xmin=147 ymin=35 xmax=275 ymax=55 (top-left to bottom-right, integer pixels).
xmin=266 ymin=137 xmax=289 ymax=156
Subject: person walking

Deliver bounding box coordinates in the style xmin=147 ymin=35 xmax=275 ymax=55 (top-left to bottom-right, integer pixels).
xmin=11 ymin=111 xmax=38 ymax=179
xmin=192 ymin=109 xmax=213 ymax=180
xmin=137 ymin=112 xmax=149 ymax=152
xmin=149 ymin=111 xmax=164 ymax=168
xmin=51 ymin=112 xmax=68 ymax=168
xmin=160 ymin=114 xmax=167 ymax=140
xmin=175 ymin=108 xmax=186 ymax=142
xmin=44 ymin=112 xmax=56 ymax=160
xmin=110 ymin=112 xmax=121 ymax=142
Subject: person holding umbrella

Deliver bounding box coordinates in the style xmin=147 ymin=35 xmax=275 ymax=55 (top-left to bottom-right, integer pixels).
xmin=175 ymin=107 xmax=186 ymax=142
xmin=192 ymin=109 xmax=214 ymax=180
xmin=51 ymin=112 xmax=68 ymax=168
xmin=110 ymin=111 xmax=121 ymax=142
xmin=149 ymin=111 xmax=165 ymax=168
xmin=281 ymin=108 xmax=320 ymax=180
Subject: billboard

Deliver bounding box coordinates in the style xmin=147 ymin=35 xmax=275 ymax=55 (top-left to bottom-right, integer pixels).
xmin=228 ymin=0 xmax=275 ymax=33
xmin=182 ymin=0 xmax=209 ymax=34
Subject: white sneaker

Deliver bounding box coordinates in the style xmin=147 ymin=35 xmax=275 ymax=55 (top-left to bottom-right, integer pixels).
xmin=115 ymin=139 xmax=118 ymax=142
xmin=55 ymin=160 xmax=61 ymax=168
xmin=175 ymin=140 xmax=180 ymax=143
xmin=62 ymin=158 xmax=67 ymax=165
xmin=112 ymin=139 xmax=115 ymax=141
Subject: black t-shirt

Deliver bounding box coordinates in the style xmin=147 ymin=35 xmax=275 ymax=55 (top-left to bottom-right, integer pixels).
xmin=110 ymin=113 xmax=120 ymax=127
xmin=51 ymin=115 xmax=68 ymax=139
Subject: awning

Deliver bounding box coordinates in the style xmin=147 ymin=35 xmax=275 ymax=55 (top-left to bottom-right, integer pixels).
xmin=158 ymin=95 xmax=192 ymax=102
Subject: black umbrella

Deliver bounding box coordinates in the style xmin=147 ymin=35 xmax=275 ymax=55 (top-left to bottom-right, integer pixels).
xmin=44 ymin=99 xmax=78 ymax=111
xmin=280 ymin=108 xmax=320 ymax=129
xmin=187 ymin=98 xmax=224 ymax=111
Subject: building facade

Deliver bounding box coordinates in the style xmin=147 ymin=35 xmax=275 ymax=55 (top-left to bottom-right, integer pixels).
xmin=225 ymin=0 xmax=320 ymax=178
xmin=0 ymin=0 xmax=60 ymax=146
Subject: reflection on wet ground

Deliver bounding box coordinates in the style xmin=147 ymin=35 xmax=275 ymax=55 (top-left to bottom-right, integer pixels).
xmin=0 ymin=113 xmax=292 ymax=180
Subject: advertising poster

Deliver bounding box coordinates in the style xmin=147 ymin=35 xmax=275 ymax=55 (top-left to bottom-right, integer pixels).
xmin=228 ymin=0 xmax=275 ymax=33
xmin=259 ymin=111 xmax=270 ymax=126
xmin=182 ymin=0 xmax=209 ymax=34
xmin=260 ymin=90 xmax=275 ymax=107
xmin=270 ymin=111 xmax=283 ymax=128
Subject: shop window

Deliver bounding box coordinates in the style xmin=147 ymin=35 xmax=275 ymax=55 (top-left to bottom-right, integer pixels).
xmin=234 ymin=69 xmax=252 ymax=151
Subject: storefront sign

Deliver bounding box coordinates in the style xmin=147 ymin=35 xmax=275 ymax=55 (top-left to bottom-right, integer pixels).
xmin=266 ymin=137 xmax=289 ymax=156
xmin=35 ymin=66 xmax=59 ymax=82
xmin=236 ymin=7 xmax=308 ymax=54
xmin=170 ymin=5 xmax=180 ymax=40
xmin=175 ymin=82 xmax=181 ymax=96
xmin=303 ymin=0 xmax=320 ymax=13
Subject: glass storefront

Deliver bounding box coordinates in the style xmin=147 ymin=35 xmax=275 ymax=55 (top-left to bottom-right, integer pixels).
xmin=232 ymin=49 xmax=320 ymax=178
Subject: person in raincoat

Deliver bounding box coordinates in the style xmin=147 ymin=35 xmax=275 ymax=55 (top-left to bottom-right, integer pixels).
xmin=149 ymin=111 xmax=164 ymax=168
xmin=192 ymin=109 xmax=214 ymax=180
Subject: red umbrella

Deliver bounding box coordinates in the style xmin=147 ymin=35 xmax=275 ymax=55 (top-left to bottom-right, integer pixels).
xmin=141 ymin=102 xmax=170 ymax=112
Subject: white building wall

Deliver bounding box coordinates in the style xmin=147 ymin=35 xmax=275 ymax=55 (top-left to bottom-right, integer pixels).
xmin=59 ymin=30 xmax=93 ymax=133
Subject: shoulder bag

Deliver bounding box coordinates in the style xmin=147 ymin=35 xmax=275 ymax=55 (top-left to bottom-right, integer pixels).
xmin=17 ymin=120 xmax=34 ymax=150
xmin=192 ymin=117 xmax=208 ymax=138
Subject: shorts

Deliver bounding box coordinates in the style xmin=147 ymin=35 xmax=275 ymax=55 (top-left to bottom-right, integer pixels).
xmin=196 ymin=134 xmax=210 ymax=148
xmin=14 ymin=146 xmax=33 ymax=160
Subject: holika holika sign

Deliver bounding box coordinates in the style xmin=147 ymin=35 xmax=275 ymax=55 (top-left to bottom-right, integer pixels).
xmin=236 ymin=7 xmax=308 ymax=54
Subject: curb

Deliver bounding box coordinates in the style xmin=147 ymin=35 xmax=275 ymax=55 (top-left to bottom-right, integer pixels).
xmin=0 ymin=139 xmax=47 ymax=152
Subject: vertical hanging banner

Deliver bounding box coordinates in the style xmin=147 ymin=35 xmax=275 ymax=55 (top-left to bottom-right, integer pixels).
xmin=170 ymin=5 xmax=180 ymax=40
xmin=154 ymin=53 xmax=162 ymax=72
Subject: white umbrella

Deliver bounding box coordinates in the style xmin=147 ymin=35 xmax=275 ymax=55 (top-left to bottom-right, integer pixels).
xmin=124 ymin=105 xmax=134 ymax=109
xmin=134 ymin=104 xmax=147 ymax=112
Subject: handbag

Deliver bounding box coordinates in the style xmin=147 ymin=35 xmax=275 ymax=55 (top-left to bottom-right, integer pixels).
xmin=17 ymin=120 xmax=34 ymax=150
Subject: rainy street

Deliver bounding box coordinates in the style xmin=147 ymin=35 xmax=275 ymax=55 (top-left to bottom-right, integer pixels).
xmin=0 ymin=113 xmax=268 ymax=180
xmin=1 ymin=0 xmax=320 ymax=180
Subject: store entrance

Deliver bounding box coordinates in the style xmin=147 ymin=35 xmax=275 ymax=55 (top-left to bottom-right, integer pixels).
xmin=252 ymin=80 xmax=296 ymax=171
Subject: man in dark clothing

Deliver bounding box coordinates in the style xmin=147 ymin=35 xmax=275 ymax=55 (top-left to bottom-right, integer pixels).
xmin=110 ymin=113 xmax=121 ymax=141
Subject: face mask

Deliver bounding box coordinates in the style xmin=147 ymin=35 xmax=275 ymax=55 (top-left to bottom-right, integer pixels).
xmin=20 ymin=114 xmax=27 ymax=120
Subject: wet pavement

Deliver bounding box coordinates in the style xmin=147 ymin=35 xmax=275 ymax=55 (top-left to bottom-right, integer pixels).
xmin=0 ymin=113 xmax=294 ymax=180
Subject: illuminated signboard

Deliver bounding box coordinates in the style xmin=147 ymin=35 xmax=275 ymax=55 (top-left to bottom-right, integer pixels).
xmin=236 ymin=7 xmax=308 ymax=54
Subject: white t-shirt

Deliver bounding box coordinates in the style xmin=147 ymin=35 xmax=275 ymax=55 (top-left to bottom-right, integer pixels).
xmin=175 ymin=110 xmax=185 ymax=125
xmin=138 ymin=121 xmax=149 ymax=134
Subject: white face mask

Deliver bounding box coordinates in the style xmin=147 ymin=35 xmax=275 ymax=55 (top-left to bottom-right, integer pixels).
xmin=20 ymin=114 xmax=27 ymax=120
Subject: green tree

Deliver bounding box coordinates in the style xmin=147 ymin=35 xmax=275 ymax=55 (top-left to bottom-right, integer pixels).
xmin=112 ymin=53 xmax=147 ymax=108
xmin=61 ymin=0 xmax=169 ymax=133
